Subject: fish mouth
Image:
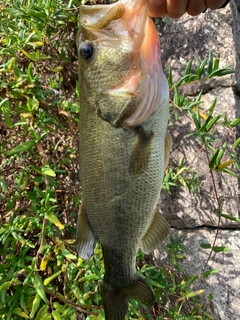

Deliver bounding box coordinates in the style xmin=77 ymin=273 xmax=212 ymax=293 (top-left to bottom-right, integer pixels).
xmin=80 ymin=0 xmax=148 ymax=38
xmin=80 ymin=2 xmax=125 ymax=29
xmin=80 ymin=0 xmax=167 ymax=126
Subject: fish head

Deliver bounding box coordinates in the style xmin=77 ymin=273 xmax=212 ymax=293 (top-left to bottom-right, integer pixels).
xmin=78 ymin=0 xmax=167 ymax=126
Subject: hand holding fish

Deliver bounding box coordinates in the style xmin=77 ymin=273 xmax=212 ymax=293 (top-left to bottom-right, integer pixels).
xmin=149 ymin=0 xmax=230 ymax=18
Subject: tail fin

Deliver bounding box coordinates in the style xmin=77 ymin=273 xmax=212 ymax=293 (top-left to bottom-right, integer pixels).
xmin=102 ymin=275 xmax=154 ymax=320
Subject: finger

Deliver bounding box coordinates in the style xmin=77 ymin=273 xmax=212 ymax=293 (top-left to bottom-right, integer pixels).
xmin=206 ymin=0 xmax=227 ymax=9
xmin=186 ymin=0 xmax=207 ymax=16
xmin=166 ymin=0 xmax=189 ymax=19
xmin=148 ymin=0 xmax=166 ymax=18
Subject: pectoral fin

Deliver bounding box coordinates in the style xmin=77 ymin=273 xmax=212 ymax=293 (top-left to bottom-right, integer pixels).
xmin=129 ymin=126 xmax=153 ymax=175
xmin=76 ymin=202 xmax=96 ymax=260
xmin=96 ymin=92 xmax=140 ymax=128
xmin=140 ymin=209 xmax=170 ymax=254
xmin=164 ymin=131 xmax=172 ymax=169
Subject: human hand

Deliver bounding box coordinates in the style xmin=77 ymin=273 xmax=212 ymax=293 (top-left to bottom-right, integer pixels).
xmin=149 ymin=0 xmax=229 ymax=18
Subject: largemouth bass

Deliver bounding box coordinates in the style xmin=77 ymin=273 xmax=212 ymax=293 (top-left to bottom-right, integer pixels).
xmin=76 ymin=0 xmax=171 ymax=318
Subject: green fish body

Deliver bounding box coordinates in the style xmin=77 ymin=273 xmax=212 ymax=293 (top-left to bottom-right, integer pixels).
xmin=76 ymin=1 xmax=171 ymax=318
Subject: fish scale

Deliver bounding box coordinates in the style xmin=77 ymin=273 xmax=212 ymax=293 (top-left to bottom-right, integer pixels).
xmin=76 ymin=0 xmax=172 ymax=319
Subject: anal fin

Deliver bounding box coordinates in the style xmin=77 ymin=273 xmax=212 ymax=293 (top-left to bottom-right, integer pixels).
xmin=76 ymin=201 xmax=96 ymax=260
xmin=140 ymin=210 xmax=170 ymax=254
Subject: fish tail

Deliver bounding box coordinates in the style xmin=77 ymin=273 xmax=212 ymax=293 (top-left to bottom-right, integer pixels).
xmin=102 ymin=275 xmax=154 ymax=320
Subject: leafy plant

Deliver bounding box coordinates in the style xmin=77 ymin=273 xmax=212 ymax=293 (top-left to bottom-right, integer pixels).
xmin=163 ymin=51 xmax=239 ymax=195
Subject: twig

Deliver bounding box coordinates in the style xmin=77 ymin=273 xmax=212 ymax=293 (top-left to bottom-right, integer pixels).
xmin=201 ymin=137 xmax=222 ymax=274
xmin=4 ymin=201 xmax=19 ymax=218
xmin=44 ymin=287 xmax=101 ymax=315
xmin=35 ymin=217 xmax=47 ymax=269
xmin=169 ymin=98 xmax=193 ymax=121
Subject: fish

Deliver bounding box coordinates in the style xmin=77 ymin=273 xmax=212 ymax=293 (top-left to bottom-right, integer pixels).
xmin=76 ymin=0 xmax=171 ymax=319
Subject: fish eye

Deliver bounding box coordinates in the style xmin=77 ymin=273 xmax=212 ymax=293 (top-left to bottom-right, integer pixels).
xmin=80 ymin=43 xmax=94 ymax=60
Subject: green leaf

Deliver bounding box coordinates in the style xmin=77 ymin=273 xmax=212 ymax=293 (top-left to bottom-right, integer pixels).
xmin=53 ymin=302 xmax=65 ymax=313
xmin=2 ymin=108 xmax=13 ymax=128
xmin=208 ymin=293 xmax=214 ymax=301
xmin=195 ymin=90 xmax=203 ymax=102
xmin=184 ymin=58 xmax=193 ymax=77
xmin=21 ymin=49 xmax=39 ymax=62
xmin=39 ymin=314 xmax=51 ymax=320
xmin=205 ymin=114 xmax=222 ymax=132
xmin=208 ymin=98 xmax=217 ymax=114
xmin=207 ymin=50 xmax=213 ymax=75
xmin=0 ymin=177 xmax=8 ymax=192
xmin=78 ymin=274 xmax=99 ymax=283
xmin=45 ymin=212 xmax=64 ymax=230
xmin=52 ymin=310 xmax=62 ymax=320
xmin=230 ymin=151 xmax=240 ymax=170
xmin=0 ymin=282 xmax=11 ymax=293
xmin=43 ymin=270 xmax=62 ymax=286
xmin=184 ymin=275 xmax=199 ymax=287
xmin=213 ymin=53 xmax=220 ymax=71
xmin=230 ymin=117 xmax=240 ymax=128
xmin=61 ymin=249 xmax=77 ymax=260
xmin=30 ymin=293 xmax=42 ymax=318
xmin=220 ymin=214 xmax=240 ymax=223
xmin=31 ymin=274 xmax=49 ymax=304
xmin=0 ymin=98 xmax=10 ymax=108
xmin=185 ymin=289 xmax=204 ymax=299
xmin=7 ymin=140 xmax=35 ymax=156
xmin=216 ymin=143 xmax=227 ymax=165
xmin=146 ymin=278 xmax=165 ymax=289
xmin=30 ymin=165 xmax=42 ymax=175
xmin=199 ymin=57 xmax=207 ymax=77
xmin=187 ymin=74 xmax=198 ymax=82
xmin=176 ymin=74 xmax=197 ymax=88
xmin=168 ymin=65 xmax=173 ymax=87
xmin=41 ymin=165 xmax=56 ymax=177
xmin=5 ymin=57 xmax=16 ymax=70
xmin=35 ymin=305 xmax=49 ymax=320
xmin=20 ymin=292 xmax=29 ymax=314
xmin=194 ymin=55 xmax=202 ymax=66
xmin=208 ymin=68 xmax=235 ymax=78
xmin=186 ymin=100 xmax=203 ymax=110
xmin=233 ymin=138 xmax=240 ymax=150
xmin=209 ymin=149 xmax=220 ymax=169
xmin=12 ymin=307 xmax=29 ymax=319
xmin=212 ymin=246 xmax=231 ymax=253
xmin=198 ymin=115 xmax=212 ymax=132
xmin=200 ymin=243 xmax=212 ymax=249
xmin=222 ymin=168 xmax=239 ymax=177
xmin=173 ymin=85 xmax=180 ymax=106
xmin=202 ymin=269 xmax=219 ymax=279
xmin=191 ymin=112 xmax=201 ymax=131
xmin=178 ymin=156 xmax=185 ymax=169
